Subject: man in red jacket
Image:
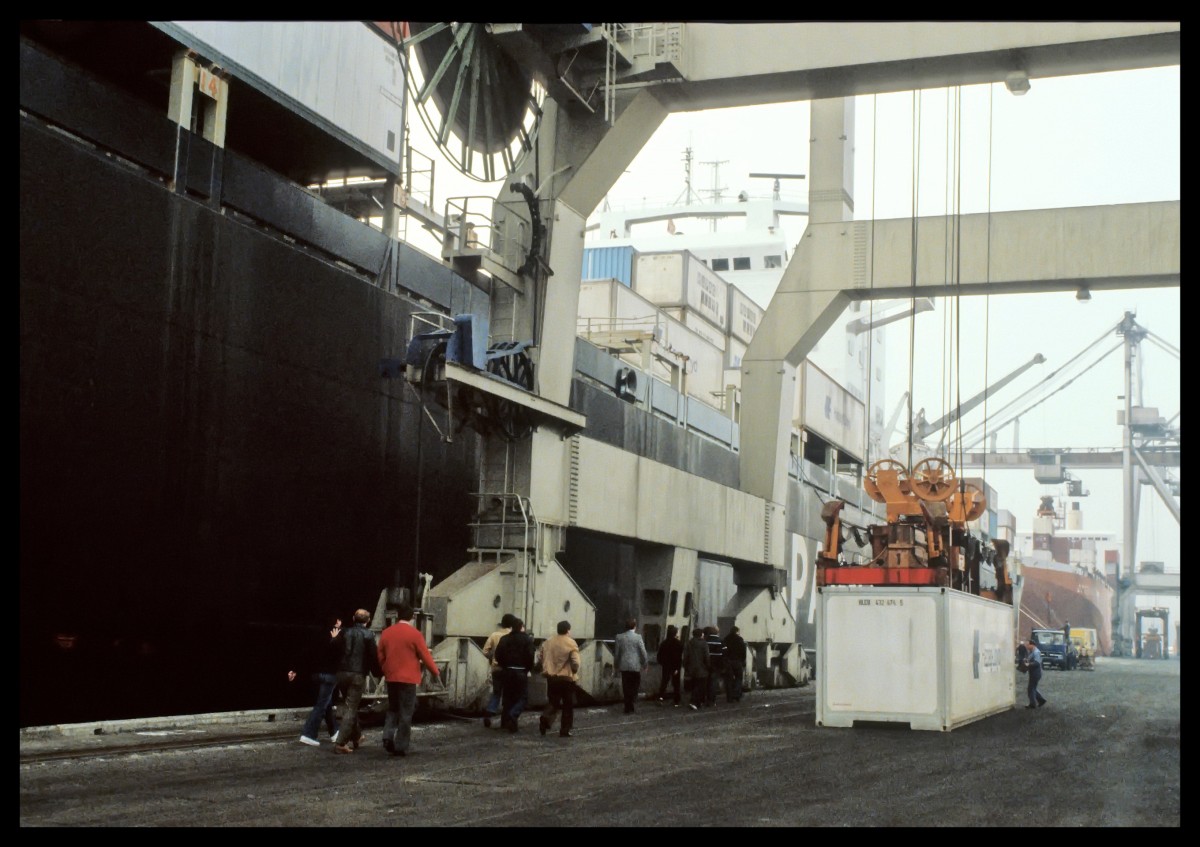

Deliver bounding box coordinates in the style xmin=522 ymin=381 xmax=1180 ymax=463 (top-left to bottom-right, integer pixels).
xmin=376 ymin=602 xmax=440 ymax=756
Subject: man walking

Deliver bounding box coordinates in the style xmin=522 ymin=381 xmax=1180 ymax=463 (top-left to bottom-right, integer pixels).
xmin=333 ymin=608 xmax=379 ymax=753
xmin=684 ymin=627 xmax=710 ymax=711
xmin=481 ymin=613 xmax=516 ymax=728
xmin=1025 ymin=637 xmax=1048 ymax=709
xmin=494 ymin=618 xmax=535 ymax=732
xmin=722 ymin=625 xmax=747 ymax=703
xmin=376 ymin=602 xmax=440 ymax=757
xmin=655 ymin=624 xmax=683 ymax=706
xmin=613 ymin=617 xmax=648 ymax=714
xmin=703 ymin=626 xmax=725 ymax=706
xmin=287 ymin=615 xmax=344 ymax=746
xmin=538 ymin=620 xmax=581 ymax=738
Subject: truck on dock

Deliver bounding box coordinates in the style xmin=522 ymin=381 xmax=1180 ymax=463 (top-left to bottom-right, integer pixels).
xmin=1032 ymin=628 xmax=1078 ymax=670
xmin=1070 ymin=627 xmax=1098 ymax=670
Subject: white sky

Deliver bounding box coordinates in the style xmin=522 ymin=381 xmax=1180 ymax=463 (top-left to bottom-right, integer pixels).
xmin=405 ymin=61 xmax=1180 ymax=622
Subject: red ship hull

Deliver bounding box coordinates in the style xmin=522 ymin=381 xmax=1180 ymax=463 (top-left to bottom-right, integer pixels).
xmin=1017 ymin=561 xmax=1115 ymax=656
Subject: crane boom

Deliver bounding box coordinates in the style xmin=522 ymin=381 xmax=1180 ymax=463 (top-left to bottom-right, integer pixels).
xmin=915 ymin=353 xmax=1046 ymax=441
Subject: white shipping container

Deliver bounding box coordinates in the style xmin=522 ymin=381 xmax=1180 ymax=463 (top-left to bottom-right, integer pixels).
xmin=816 ymin=586 xmax=1015 ymax=731
xmin=728 ymin=285 xmax=763 ymax=345
xmin=797 ymin=360 xmax=867 ymax=461
xmin=576 ymin=280 xmax=724 ymax=406
xmin=725 ymin=336 xmax=747 ymax=371
xmin=633 ymin=251 xmax=728 ymax=330
xmin=157 ymin=22 xmax=405 ymax=169
xmin=661 ymin=307 xmax=727 ymax=351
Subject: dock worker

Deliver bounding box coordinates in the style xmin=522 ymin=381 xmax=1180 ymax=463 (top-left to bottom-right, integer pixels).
xmin=1025 ymin=638 xmax=1047 ymax=710
xmin=538 ymin=620 xmax=581 ymax=738
xmin=481 ymin=613 xmax=516 ymax=728
xmin=494 ymin=618 xmax=535 ymax=732
xmin=332 ymin=608 xmax=380 ymax=753
xmin=376 ymin=602 xmax=440 ymax=757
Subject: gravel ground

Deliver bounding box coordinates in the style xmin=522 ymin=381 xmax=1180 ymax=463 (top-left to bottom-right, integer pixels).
xmin=19 ymin=656 xmax=1179 ymax=827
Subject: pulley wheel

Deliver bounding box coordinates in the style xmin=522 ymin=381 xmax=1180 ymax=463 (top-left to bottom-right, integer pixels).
xmin=407 ymin=22 xmax=544 ymax=181
xmin=865 ymin=459 xmax=908 ymax=503
xmin=910 ymin=457 xmax=957 ymax=502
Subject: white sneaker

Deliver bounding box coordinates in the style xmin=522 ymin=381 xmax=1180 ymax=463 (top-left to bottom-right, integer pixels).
xmin=299 ymin=735 xmax=320 ymax=747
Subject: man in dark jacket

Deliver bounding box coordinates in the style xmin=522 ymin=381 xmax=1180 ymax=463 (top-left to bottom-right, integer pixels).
xmin=655 ymin=624 xmax=684 ymax=706
xmin=684 ymin=628 xmax=710 ymax=711
xmin=722 ymin=625 xmax=747 ymax=703
xmin=333 ymin=608 xmax=379 ymax=753
xmin=287 ymin=615 xmax=344 ymax=746
xmin=494 ymin=618 xmax=535 ymax=732
xmin=703 ymin=626 xmax=725 ymax=706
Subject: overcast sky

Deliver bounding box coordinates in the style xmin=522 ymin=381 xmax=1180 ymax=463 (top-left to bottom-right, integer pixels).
xmin=406 ymin=57 xmax=1180 ymax=620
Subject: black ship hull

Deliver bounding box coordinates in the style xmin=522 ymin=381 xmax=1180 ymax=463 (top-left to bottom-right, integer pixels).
xmin=20 ymin=36 xmax=489 ymax=726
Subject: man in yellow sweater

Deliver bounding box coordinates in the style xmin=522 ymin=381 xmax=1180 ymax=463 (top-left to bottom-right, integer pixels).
xmin=538 ymin=620 xmax=581 ymax=738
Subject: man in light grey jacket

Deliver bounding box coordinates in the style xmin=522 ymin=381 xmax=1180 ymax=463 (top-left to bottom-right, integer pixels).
xmin=613 ymin=618 xmax=648 ymax=714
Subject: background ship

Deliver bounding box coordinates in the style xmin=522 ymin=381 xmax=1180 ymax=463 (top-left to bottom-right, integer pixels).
xmin=1014 ymin=495 xmax=1117 ymax=656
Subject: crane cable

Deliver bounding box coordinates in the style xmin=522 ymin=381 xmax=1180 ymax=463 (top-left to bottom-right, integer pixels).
xmin=864 ymin=94 xmax=879 ymax=471
xmin=981 ymin=82 xmax=995 ymax=490
xmin=938 ymin=86 xmax=953 ymax=467
xmin=906 ymin=90 xmax=922 ymax=474
xmin=952 ymin=84 xmax=964 ymax=480
xmin=864 ymin=96 xmax=883 ymax=472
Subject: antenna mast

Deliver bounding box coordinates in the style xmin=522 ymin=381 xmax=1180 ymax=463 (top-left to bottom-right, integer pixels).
xmin=673 ymin=147 xmax=704 ymax=207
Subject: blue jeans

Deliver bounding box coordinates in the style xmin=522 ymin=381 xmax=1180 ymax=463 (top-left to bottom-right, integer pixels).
xmin=1027 ymin=665 xmax=1046 ymax=707
xmin=301 ymin=672 xmax=339 ymax=740
xmin=484 ymin=670 xmax=503 ymax=716
xmin=382 ymin=681 xmax=419 ymax=753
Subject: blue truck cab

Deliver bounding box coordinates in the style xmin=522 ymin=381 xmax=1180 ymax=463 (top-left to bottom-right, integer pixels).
xmin=1032 ymin=629 xmax=1078 ymax=670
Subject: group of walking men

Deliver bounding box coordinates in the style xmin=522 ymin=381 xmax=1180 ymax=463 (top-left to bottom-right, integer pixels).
xmin=481 ymin=616 xmax=750 ymax=735
xmin=482 ymin=614 xmax=580 ymax=737
xmin=293 ymin=609 xmax=750 ymax=755
xmin=659 ymin=623 xmax=747 ymax=710
xmin=289 ymin=602 xmax=440 ymax=757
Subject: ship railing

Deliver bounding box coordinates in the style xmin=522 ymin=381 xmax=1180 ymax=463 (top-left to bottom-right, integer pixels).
xmin=442 ymin=195 xmax=539 ymax=283
xmin=402 ymin=142 xmax=436 ymax=212
xmin=610 ymin=23 xmax=684 ymax=67
xmin=407 ymin=311 xmax=455 ymax=338
xmin=576 ymin=314 xmax=664 ymax=352
xmin=469 ymin=491 xmax=535 ymax=557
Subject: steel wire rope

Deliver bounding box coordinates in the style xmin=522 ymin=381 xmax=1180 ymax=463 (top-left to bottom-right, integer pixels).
xmin=937 ymin=86 xmax=953 ymax=466
xmin=906 ymin=90 xmax=922 ymax=474
xmin=980 ymin=83 xmax=995 ymax=491
xmin=951 ymin=84 xmax=964 ymax=480
xmin=864 ymin=93 xmax=879 ymax=471
xmin=1145 ymin=332 xmax=1180 ymax=359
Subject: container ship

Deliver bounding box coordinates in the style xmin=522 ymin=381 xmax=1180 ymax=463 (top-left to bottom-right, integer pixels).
xmin=1014 ymin=496 xmax=1117 ymax=656
xmin=20 ymin=21 xmax=1173 ymax=727
xmin=19 ymin=22 xmax=885 ymax=726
